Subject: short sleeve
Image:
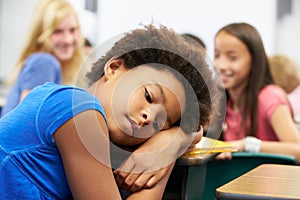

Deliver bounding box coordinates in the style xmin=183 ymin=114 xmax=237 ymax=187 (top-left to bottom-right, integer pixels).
xmin=259 ymin=85 xmax=291 ymax=122
xmin=36 ymin=85 xmax=106 ymax=144
xmin=19 ymin=53 xmax=62 ymax=90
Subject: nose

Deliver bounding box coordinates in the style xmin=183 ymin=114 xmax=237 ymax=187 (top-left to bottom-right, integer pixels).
xmin=214 ymin=57 xmax=229 ymax=71
xmin=141 ymin=109 xmax=153 ymax=126
xmin=140 ymin=105 xmax=162 ymax=126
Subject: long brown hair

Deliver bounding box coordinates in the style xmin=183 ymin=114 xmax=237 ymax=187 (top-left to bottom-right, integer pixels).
xmin=216 ymin=22 xmax=273 ymax=136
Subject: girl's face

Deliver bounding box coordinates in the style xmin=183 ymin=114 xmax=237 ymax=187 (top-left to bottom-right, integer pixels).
xmin=214 ymin=31 xmax=251 ymax=91
xmin=94 ymin=61 xmax=186 ymax=147
xmin=50 ymin=13 xmax=79 ymax=61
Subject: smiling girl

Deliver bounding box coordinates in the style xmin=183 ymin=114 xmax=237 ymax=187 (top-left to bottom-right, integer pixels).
xmin=1 ymin=0 xmax=83 ymax=116
xmin=214 ymin=22 xmax=300 ymax=162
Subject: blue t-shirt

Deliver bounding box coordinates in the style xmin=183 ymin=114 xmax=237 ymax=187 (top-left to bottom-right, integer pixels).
xmin=0 ymin=82 xmax=105 ymax=200
xmin=1 ymin=53 xmax=62 ymax=116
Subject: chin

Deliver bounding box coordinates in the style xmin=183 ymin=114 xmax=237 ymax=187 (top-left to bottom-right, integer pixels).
xmin=58 ymin=54 xmax=73 ymax=61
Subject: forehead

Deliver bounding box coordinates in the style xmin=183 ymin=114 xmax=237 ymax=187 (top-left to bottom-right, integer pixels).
xmin=215 ymin=31 xmax=248 ymax=53
xmin=131 ymin=65 xmax=183 ymax=92
xmin=56 ymin=13 xmax=78 ymax=28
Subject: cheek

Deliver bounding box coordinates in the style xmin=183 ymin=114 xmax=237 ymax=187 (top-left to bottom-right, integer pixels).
xmin=50 ymin=35 xmax=59 ymax=46
xmin=111 ymin=83 xmax=136 ymax=117
xmin=74 ymin=32 xmax=80 ymax=42
xmin=239 ymin=61 xmax=251 ymax=78
xmin=127 ymin=91 xmax=143 ymax=114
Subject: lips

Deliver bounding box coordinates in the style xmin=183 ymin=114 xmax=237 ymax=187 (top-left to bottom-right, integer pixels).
xmin=220 ymin=74 xmax=232 ymax=83
xmin=125 ymin=116 xmax=138 ymax=136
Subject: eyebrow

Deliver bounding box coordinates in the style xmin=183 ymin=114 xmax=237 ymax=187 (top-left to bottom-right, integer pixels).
xmin=152 ymin=81 xmax=172 ymax=127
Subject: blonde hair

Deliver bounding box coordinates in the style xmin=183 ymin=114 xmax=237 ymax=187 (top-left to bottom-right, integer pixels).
xmin=8 ymin=0 xmax=84 ymax=85
xmin=269 ymin=55 xmax=300 ymax=93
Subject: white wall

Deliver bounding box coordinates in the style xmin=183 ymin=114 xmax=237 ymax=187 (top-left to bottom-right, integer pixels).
xmin=3 ymin=0 xmax=300 ymax=81
xmin=0 ymin=0 xmax=39 ymax=80
xmin=96 ymin=0 xmax=277 ymax=60
xmin=275 ymin=0 xmax=300 ymax=66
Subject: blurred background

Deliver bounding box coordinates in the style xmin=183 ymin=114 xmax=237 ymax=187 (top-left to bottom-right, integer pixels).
xmin=0 ymin=0 xmax=299 ymax=81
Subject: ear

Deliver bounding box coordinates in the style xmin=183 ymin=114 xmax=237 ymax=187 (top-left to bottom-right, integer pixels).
xmin=103 ymin=58 xmax=125 ymax=80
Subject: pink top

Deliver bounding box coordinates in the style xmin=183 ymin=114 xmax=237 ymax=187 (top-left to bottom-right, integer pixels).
xmin=223 ymin=85 xmax=291 ymax=141
xmin=288 ymin=84 xmax=300 ymax=118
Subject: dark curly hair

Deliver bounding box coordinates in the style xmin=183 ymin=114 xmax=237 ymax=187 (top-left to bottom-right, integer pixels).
xmin=86 ymin=24 xmax=219 ymax=133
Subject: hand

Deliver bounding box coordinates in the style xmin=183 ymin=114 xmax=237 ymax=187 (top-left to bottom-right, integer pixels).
xmin=216 ymin=152 xmax=233 ymax=160
xmin=230 ymin=139 xmax=246 ymax=152
xmin=185 ymin=127 xmax=203 ymax=153
xmin=215 ymin=139 xmax=245 ymax=160
xmin=113 ymin=126 xmax=198 ymax=192
xmin=114 ymin=162 xmax=174 ymax=193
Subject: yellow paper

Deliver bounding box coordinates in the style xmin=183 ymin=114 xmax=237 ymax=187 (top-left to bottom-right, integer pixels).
xmin=184 ymin=137 xmax=238 ymax=155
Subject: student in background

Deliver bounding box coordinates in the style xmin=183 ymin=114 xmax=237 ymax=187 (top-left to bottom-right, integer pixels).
xmin=84 ymin=37 xmax=94 ymax=56
xmin=0 ymin=24 xmax=214 ymax=199
xmin=269 ymin=54 xmax=300 ymax=123
xmin=1 ymin=0 xmax=84 ymax=116
xmin=214 ymin=22 xmax=300 ymax=162
xmin=182 ymin=33 xmax=206 ymax=50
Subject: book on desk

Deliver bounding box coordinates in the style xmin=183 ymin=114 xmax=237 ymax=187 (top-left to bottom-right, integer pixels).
xmin=183 ymin=137 xmax=238 ymax=156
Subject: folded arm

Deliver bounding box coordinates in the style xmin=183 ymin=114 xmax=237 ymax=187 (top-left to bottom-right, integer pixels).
xmin=114 ymin=126 xmax=203 ymax=196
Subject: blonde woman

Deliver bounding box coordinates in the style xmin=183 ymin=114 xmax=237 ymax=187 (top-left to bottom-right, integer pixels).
xmin=1 ymin=0 xmax=84 ymax=116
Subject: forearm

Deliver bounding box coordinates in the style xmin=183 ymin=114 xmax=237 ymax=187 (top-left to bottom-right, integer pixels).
xmin=138 ymin=126 xmax=198 ymax=156
xmin=260 ymin=141 xmax=300 ymax=163
xmin=114 ymin=127 xmax=201 ymax=194
xmin=127 ymin=163 xmax=175 ymax=200
xmin=235 ymin=138 xmax=300 ymax=164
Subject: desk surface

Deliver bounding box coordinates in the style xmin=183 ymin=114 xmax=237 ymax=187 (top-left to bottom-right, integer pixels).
xmin=216 ymin=164 xmax=300 ymax=200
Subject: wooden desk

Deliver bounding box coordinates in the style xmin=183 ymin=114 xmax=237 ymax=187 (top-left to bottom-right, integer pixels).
xmin=216 ymin=164 xmax=300 ymax=200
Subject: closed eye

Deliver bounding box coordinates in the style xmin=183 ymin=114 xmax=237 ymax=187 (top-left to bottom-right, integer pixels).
xmin=145 ymin=88 xmax=153 ymax=103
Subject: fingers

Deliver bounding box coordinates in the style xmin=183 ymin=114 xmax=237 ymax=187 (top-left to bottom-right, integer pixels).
xmin=143 ymin=163 xmax=173 ymax=189
xmin=114 ymin=170 xmax=151 ymax=192
xmin=114 ymin=164 xmax=134 ymax=188
xmin=126 ymin=168 xmax=167 ymax=192
xmin=114 ymin=165 xmax=171 ymax=193
xmin=215 ymin=152 xmax=232 ymax=160
xmin=114 ymin=170 xmax=128 ymax=188
xmin=143 ymin=168 xmax=167 ymax=189
xmin=128 ymin=173 xmax=153 ymax=192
